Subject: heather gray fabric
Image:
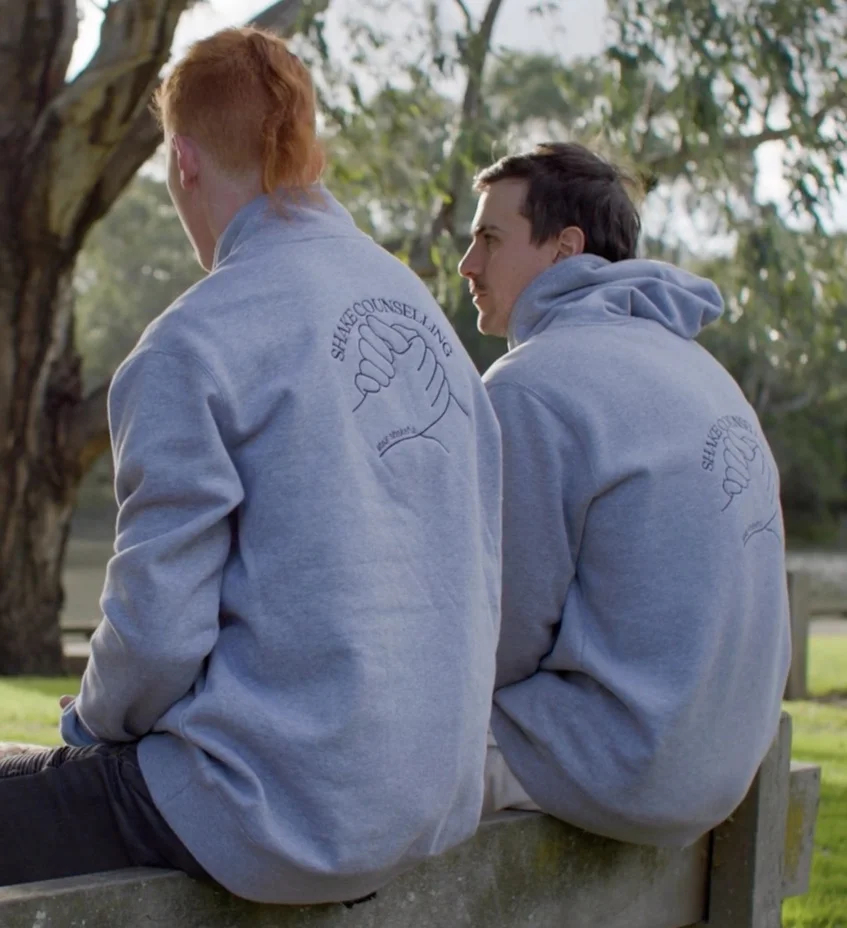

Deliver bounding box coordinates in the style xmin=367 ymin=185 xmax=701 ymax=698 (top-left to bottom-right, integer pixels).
xmin=62 ymin=188 xmax=502 ymax=903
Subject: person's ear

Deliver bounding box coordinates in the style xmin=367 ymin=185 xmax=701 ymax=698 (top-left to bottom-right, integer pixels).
xmin=173 ymin=135 xmax=200 ymax=191
xmin=555 ymin=226 xmax=585 ymax=261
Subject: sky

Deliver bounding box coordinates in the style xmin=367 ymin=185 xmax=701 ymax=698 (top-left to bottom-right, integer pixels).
xmin=70 ymin=0 xmax=608 ymax=72
xmin=71 ymin=0 xmax=845 ymax=237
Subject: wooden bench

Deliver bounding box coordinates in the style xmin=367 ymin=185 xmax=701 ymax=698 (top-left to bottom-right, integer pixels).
xmin=784 ymin=568 xmax=847 ymax=700
xmin=60 ymin=624 xmax=97 ymax=676
xmin=0 ymin=714 xmax=821 ymax=927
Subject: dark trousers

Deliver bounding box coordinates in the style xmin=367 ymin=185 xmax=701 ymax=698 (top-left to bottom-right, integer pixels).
xmin=0 ymin=743 xmax=210 ymax=887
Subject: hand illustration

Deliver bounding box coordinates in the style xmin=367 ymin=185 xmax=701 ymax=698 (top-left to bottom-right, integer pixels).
xmin=721 ymin=428 xmax=772 ymax=505
xmin=353 ymin=315 xmax=451 ymax=454
xmin=720 ymin=426 xmax=780 ymax=542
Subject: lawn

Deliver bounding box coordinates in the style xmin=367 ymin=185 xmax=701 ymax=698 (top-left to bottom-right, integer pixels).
xmin=783 ymin=635 xmax=847 ymax=928
xmin=0 ymin=676 xmax=79 ymax=746
xmin=1 ymin=638 xmax=845 ymax=924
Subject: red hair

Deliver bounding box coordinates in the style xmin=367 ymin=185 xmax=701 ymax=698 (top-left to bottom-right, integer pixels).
xmin=154 ymin=27 xmax=324 ymax=194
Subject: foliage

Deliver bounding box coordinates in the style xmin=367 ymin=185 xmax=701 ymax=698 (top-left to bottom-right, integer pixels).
xmin=605 ymin=0 xmax=847 ymax=220
xmin=693 ymin=219 xmax=847 ymax=536
xmin=75 ymin=172 xmax=203 ymax=390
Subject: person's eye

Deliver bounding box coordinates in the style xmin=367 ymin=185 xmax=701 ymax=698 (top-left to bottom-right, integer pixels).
xmin=484 ymin=234 xmax=497 ymax=247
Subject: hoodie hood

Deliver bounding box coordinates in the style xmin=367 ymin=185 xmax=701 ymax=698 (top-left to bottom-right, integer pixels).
xmin=507 ymin=254 xmax=724 ymax=350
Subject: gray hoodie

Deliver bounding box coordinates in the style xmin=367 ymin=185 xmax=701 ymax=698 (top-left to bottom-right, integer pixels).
xmin=61 ymin=190 xmax=502 ymax=903
xmin=485 ymin=254 xmax=790 ymax=846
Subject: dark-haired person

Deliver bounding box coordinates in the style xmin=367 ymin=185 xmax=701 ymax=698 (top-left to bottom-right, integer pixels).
xmin=460 ymin=143 xmax=790 ymax=846
xmin=0 ymin=28 xmax=503 ymax=902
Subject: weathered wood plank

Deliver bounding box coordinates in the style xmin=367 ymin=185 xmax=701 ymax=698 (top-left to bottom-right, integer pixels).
xmin=782 ymin=761 xmax=821 ymax=899
xmin=701 ymin=713 xmax=791 ymax=928
xmin=785 ymin=572 xmax=811 ymax=701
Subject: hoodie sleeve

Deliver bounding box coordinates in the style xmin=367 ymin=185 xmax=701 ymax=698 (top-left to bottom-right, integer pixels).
xmin=61 ymin=348 xmax=244 ymax=746
xmin=485 ymin=382 xmax=591 ymax=688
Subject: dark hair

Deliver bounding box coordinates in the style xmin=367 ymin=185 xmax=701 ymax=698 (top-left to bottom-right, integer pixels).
xmin=473 ymin=142 xmax=642 ymax=262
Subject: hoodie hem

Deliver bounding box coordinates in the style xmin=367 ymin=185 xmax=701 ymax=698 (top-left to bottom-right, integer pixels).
xmin=138 ymin=733 xmax=415 ymax=904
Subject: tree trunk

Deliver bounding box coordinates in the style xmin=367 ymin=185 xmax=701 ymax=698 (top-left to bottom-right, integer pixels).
xmin=0 ymin=0 xmax=326 ymax=675
xmin=0 ymin=250 xmax=82 ymax=675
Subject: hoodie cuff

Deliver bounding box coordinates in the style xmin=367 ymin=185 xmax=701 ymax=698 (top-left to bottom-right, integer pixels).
xmin=60 ymin=702 xmax=101 ymax=747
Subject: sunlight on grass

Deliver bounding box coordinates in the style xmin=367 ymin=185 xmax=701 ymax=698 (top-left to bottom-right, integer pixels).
xmin=0 ymin=677 xmax=78 ymax=746
xmin=808 ymin=635 xmax=847 ymax=699
xmin=783 ymin=695 xmax=847 ymax=928
xmin=782 ymin=635 xmax=847 ymax=927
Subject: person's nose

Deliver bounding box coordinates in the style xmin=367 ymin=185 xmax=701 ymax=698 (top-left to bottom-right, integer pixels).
xmin=458 ymin=242 xmax=480 ymax=280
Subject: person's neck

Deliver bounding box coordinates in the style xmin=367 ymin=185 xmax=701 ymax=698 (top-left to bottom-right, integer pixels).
xmin=204 ymin=177 xmax=264 ymax=245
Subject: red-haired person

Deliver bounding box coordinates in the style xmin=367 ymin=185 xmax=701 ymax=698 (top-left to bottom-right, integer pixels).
xmin=0 ymin=29 xmax=502 ymax=903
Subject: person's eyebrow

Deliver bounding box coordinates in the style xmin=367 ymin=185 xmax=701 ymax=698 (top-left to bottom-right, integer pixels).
xmin=473 ymin=222 xmax=504 ymax=236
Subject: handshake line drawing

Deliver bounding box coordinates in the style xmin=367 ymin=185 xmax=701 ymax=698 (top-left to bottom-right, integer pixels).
xmin=352 ymin=315 xmax=466 ymax=455
xmin=720 ymin=425 xmax=780 ymax=544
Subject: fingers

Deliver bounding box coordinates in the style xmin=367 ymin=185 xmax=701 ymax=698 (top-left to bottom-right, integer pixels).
xmin=59 ymin=695 xmax=74 ymax=709
xmin=355 ymin=373 xmax=382 ymax=396
xmin=391 ymin=324 xmax=418 ymax=343
xmin=427 ymin=363 xmax=446 ymax=408
xmin=360 ymin=358 xmax=392 ymax=387
xmin=725 ymin=431 xmax=756 ymax=463
xmin=404 ymin=334 xmax=426 ymax=369
xmin=359 ymin=323 xmax=394 ymax=367
xmin=417 ymin=339 xmax=437 ymax=382
xmin=354 ymin=322 xmax=452 ymax=424
xmin=723 ymin=467 xmax=749 ymax=495
xmin=723 ymin=444 xmax=749 ymax=480
xmin=366 ymin=315 xmax=410 ymax=353
xmin=357 ymin=320 xmax=397 ymax=396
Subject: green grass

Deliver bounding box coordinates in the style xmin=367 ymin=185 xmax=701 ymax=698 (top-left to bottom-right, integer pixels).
xmin=808 ymin=635 xmax=847 ymax=700
xmin=0 ymin=677 xmax=79 ymax=745
xmin=784 ymin=699 xmax=847 ymax=927
xmin=783 ymin=635 xmax=847 ymax=928
xmin=1 ymin=638 xmax=846 ymax=923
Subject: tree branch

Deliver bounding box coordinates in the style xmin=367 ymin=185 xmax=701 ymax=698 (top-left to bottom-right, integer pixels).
xmin=20 ymin=0 xmax=194 ymax=248
xmin=62 ymin=0 xmax=333 ymax=470
xmin=72 ymin=379 xmax=112 ymax=475
xmin=69 ymin=0 xmax=332 ymax=249
xmin=646 ymin=97 xmax=840 ymax=181
xmin=251 ymin=0 xmax=330 ymax=34
xmin=430 ymin=0 xmax=504 ymax=241
xmin=0 ymin=0 xmax=78 ymax=165
xmin=452 ymin=0 xmax=473 ymax=32
xmin=644 ymin=126 xmax=793 ymax=180
xmin=23 ymin=0 xmax=332 ymax=253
